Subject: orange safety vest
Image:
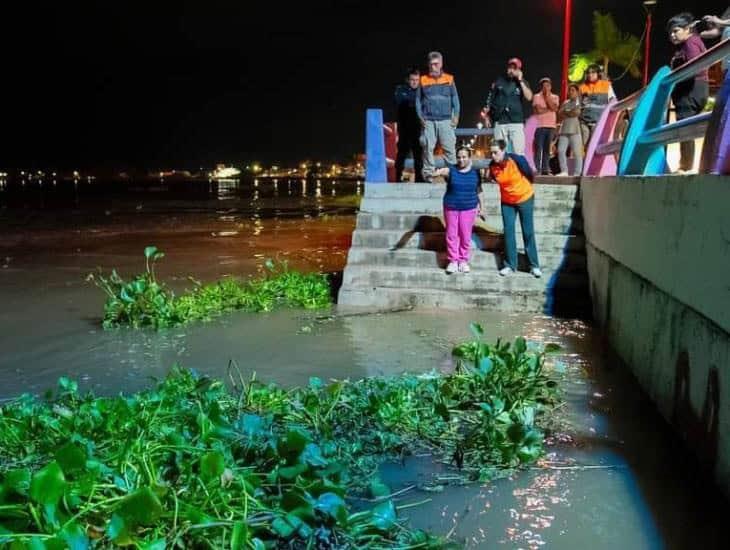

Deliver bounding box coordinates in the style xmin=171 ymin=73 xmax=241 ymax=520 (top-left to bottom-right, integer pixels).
xmin=489 ymin=158 xmax=534 ymax=205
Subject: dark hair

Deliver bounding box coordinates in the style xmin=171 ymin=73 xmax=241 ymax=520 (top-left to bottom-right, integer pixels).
xmin=492 ymin=139 xmax=507 ymax=151
xmin=585 ymin=63 xmax=602 ymax=80
xmin=406 ymin=67 xmax=420 ymax=78
xmin=568 ymin=83 xmax=580 ymax=93
xmin=456 ymin=145 xmax=472 ymax=157
xmin=667 ymin=12 xmax=694 ymax=32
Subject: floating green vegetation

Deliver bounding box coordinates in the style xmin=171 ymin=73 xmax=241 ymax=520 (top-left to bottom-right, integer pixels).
xmin=87 ymin=247 xmax=331 ymax=330
xmin=0 ymin=326 xmax=562 ymax=548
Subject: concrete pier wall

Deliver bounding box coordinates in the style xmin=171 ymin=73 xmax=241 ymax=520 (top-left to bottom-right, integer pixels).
xmin=581 ymin=175 xmax=730 ymax=497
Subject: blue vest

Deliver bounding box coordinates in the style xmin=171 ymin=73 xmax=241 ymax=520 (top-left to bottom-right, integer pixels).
xmin=443 ymin=165 xmax=481 ymax=210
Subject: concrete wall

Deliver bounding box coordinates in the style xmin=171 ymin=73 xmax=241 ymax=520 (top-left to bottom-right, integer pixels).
xmin=581 ymin=175 xmax=730 ymax=497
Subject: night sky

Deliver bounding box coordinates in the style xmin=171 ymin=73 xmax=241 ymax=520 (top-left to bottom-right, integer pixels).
xmin=2 ymin=0 xmax=723 ymax=170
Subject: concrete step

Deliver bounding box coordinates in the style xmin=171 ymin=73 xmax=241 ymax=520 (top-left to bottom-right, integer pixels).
xmin=337 ymin=285 xmax=592 ymax=314
xmin=360 ymin=197 xmax=581 ymax=215
xmin=346 ymin=247 xmax=587 ymax=273
xmin=342 ymin=265 xmax=587 ymax=293
xmin=363 ymin=183 xmax=580 ymax=201
xmin=351 ymin=229 xmax=585 ymax=253
xmin=355 ymin=212 xmax=583 ymax=234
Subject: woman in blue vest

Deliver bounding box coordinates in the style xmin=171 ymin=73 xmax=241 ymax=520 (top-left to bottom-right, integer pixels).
xmin=433 ymin=146 xmax=483 ymax=274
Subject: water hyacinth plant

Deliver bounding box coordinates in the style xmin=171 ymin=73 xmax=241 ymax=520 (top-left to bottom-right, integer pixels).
xmin=0 ymin=329 xmax=562 ymax=548
xmin=87 ymin=247 xmax=332 ymax=330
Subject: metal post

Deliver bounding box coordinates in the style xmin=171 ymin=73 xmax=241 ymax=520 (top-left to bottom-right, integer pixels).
xmin=643 ymin=10 xmax=653 ymax=87
xmin=561 ymin=0 xmax=573 ymax=102
xmin=365 ymin=109 xmax=387 ymax=183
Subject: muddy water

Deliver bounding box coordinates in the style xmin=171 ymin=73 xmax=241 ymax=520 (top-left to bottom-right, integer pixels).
xmin=0 ymin=179 xmax=727 ymax=548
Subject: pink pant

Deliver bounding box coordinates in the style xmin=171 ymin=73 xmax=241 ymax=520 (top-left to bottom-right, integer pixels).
xmin=444 ymin=207 xmax=477 ymax=263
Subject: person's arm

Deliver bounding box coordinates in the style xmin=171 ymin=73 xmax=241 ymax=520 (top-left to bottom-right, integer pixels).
xmin=451 ymin=80 xmax=460 ymax=127
xmin=476 ymin=172 xmax=484 ymax=216
xmin=415 ymin=86 xmax=425 ymax=126
xmin=514 ymin=69 xmax=533 ymax=101
xmin=547 ymin=93 xmax=560 ymax=112
xmin=701 ymin=27 xmax=723 ymax=39
xmin=703 ymin=14 xmax=730 ymax=29
xmin=607 ymin=84 xmax=617 ymax=102
xmin=533 ymin=95 xmax=548 ymax=114
xmin=432 ymin=167 xmax=450 ymax=177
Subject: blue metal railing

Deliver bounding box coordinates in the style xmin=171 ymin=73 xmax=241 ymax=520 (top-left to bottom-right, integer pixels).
xmin=586 ymin=38 xmax=730 ymax=176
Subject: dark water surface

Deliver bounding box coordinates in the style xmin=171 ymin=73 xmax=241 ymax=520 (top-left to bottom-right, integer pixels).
xmin=0 ymin=178 xmax=726 ymax=548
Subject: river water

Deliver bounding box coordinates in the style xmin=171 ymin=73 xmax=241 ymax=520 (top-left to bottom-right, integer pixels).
xmin=0 ymin=178 xmax=726 ymax=548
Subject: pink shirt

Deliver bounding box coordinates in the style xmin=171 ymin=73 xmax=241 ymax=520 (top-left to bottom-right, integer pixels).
xmin=532 ymin=92 xmax=559 ymax=128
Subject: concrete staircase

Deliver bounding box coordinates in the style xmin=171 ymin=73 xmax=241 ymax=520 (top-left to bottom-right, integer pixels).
xmin=337 ymin=179 xmax=591 ymax=316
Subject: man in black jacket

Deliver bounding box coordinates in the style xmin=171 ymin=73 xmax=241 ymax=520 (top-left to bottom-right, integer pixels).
xmin=394 ymin=68 xmax=424 ymax=182
xmin=484 ymin=57 xmax=533 ymax=155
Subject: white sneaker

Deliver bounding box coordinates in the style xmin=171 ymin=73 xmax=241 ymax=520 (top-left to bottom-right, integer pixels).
xmin=556 ymin=171 xmax=569 ymax=177
xmin=530 ymin=267 xmax=543 ymax=278
xmin=446 ymin=261 xmax=459 ymax=274
xmin=458 ymin=262 xmax=470 ymax=273
xmin=498 ymin=266 xmax=514 ymax=276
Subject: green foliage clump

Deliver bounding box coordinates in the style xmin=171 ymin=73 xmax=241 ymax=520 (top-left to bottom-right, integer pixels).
xmin=0 ymin=328 xmax=562 ymax=548
xmin=87 ymin=247 xmax=331 ymax=330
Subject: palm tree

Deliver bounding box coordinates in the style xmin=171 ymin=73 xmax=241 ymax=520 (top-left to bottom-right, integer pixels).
xmin=573 ymin=11 xmax=642 ymax=81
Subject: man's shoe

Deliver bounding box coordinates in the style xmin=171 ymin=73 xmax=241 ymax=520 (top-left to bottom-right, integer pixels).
xmin=446 ymin=262 xmax=459 ymax=274
xmin=458 ymin=262 xmax=470 ymax=273
xmin=530 ymin=267 xmax=543 ymax=278
xmin=498 ymin=266 xmax=514 ymax=276
xmin=555 ymin=171 xmax=569 ymax=176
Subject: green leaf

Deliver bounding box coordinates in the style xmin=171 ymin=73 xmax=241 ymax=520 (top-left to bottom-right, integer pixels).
xmin=139 ymin=539 xmax=166 ymax=550
xmin=544 ymin=343 xmax=562 ymax=354
xmin=369 ymin=480 xmax=391 ymax=499
xmin=514 ymin=337 xmax=527 ymax=355
xmin=469 ymin=322 xmax=484 ymax=338
xmin=314 ymin=492 xmax=347 ymax=525
xmin=278 ymin=463 xmax=308 ymax=480
xmin=60 ymin=521 xmax=90 ymax=550
xmin=301 ymin=443 xmax=327 ymax=467
xmin=107 ymin=513 xmax=133 ymax=545
xmin=116 ymin=487 xmax=163 ymax=526
xmin=236 ymin=414 xmax=266 ymax=438
xmin=371 ymin=500 xmax=397 ymax=531
xmin=271 ymin=516 xmax=296 ymax=539
xmin=1 ymin=469 xmax=31 ymax=498
xmin=277 ymin=429 xmax=309 ymax=460
xmin=144 ymin=246 xmax=158 ymax=260
xmin=55 ymin=442 xmax=88 ymax=475
xmin=230 ymin=522 xmax=249 ymax=549
xmin=478 ymin=357 xmax=493 ymax=375
xmin=308 ymin=377 xmax=323 ymax=390
xmin=200 ymin=451 xmax=225 ymax=482
xmin=29 ymin=462 xmax=66 ymax=506
xmin=251 ymin=538 xmax=266 ymax=550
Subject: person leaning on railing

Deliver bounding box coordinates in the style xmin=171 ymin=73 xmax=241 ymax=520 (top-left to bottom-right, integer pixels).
xmin=578 ymin=64 xmax=616 ymax=146
xmin=667 ymin=12 xmax=709 ymax=173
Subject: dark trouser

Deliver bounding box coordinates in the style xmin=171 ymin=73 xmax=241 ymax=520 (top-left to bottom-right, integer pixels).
xmin=672 ymin=80 xmax=709 ymax=171
xmin=501 ymin=196 xmax=539 ymax=271
xmin=395 ymin=130 xmax=424 ymax=182
xmin=533 ymin=127 xmax=554 ymax=175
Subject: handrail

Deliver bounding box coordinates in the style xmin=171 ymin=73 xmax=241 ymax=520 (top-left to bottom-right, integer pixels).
xmin=585 ymin=37 xmax=730 ymax=176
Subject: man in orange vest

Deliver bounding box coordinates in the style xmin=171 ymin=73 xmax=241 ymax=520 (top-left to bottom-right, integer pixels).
xmin=579 ymin=64 xmax=617 ymax=145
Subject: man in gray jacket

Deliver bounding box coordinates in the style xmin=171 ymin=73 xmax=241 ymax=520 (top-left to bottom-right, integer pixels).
xmin=416 ymin=51 xmax=460 ymax=182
